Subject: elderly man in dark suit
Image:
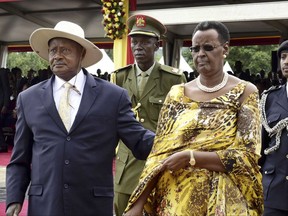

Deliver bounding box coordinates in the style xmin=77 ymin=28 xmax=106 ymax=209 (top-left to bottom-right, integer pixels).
xmin=260 ymin=40 xmax=288 ymax=216
xmin=5 ymin=21 xmax=154 ymax=216
xmin=0 ymin=67 xmax=11 ymax=152
xmin=111 ymin=14 xmax=186 ymax=216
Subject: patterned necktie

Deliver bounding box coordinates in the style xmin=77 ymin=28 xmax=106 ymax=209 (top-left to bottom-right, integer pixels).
xmin=58 ymin=82 xmax=72 ymax=131
xmin=138 ymin=71 xmax=149 ymax=97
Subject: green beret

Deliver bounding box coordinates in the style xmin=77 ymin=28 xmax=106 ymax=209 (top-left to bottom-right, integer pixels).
xmin=127 ymin=14 xmax=166 ymax=38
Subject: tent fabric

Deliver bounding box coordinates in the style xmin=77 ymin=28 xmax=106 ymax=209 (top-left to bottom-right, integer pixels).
xmin=86 ymin=49 xmax=114 ymax=75
xmin=159 ymin=56 xmax=193 ymax=72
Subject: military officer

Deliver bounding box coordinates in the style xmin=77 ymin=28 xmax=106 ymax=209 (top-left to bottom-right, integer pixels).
xmin=111 ymin=14 xmax=187 ymax=216
xmin=259 ymin=40 xmax=288 ymax=216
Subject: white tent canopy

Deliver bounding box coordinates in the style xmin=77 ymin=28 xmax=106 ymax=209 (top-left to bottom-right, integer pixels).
xmin=85 ymin=51 xmax=233 ymax=76
xmin=224 ymin=61 xmax=234 ymax=74
xmin=159 ymin=56 xmax=193 ymax=72
xmin=86 ymin=49 xmax=114 ymax=75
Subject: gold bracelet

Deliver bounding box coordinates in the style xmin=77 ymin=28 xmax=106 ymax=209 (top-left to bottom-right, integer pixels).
xmin=189 ymin=150 xmax=196 ymax=166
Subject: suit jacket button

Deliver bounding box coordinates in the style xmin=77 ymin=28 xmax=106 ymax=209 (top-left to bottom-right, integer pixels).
xmin=66 ymin=136 xmax=71 ymax=141
xmin=64 ymin=184 xmax=69 ymax=189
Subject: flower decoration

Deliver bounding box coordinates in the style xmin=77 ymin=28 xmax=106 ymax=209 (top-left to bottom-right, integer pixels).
xmin=101 ymin=0 xmax=127 ymax=40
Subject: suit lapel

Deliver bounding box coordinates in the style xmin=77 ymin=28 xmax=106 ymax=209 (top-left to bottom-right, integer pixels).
xmin=41 ymin=70 xmax=100 ymax=133
xmin=70 ymin=71 xmax=98 ymax=131
xmin=275 ymin=84 xmax=288 ymax=112
xmin=41 ymin=76 xmax=67 ymax=132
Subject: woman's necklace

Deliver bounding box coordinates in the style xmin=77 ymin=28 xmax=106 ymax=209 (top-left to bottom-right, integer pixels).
xmin=196 ymin=72 xmax=229 ymax=93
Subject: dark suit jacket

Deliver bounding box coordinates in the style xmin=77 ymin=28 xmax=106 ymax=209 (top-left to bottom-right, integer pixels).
xmin=6 ymin=69 xmax=154 ymax=216
xmin=260 ymin=84 xmax=288 ymax=211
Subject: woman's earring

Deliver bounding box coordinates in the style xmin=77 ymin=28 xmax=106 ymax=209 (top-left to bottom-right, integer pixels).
xmin=223 ymin=54 xmax=227 ymax=58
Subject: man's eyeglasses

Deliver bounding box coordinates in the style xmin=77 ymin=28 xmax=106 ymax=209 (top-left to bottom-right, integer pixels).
xmin=189 ymin=43 xmax=225 ymax=53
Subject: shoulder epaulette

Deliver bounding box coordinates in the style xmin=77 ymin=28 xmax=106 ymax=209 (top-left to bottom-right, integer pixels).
xmin=159 ymin=64 xmax=183 ymax=75
xmin=112 ymin=64 xmax=133 ymax=73
xmin=262 ymin=85 xmax=282 ymax=95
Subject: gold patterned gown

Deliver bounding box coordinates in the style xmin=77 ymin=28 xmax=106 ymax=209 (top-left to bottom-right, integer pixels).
xmin=126 ymin=82 xmax=263 ymax=216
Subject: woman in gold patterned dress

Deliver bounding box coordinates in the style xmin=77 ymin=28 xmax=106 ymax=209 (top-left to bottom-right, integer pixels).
xmin=124 ymin=21 xmax=263 ymax=216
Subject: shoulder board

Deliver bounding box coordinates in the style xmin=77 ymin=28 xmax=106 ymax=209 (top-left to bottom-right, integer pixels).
xmin=112 ymin=64 xmax=133 ymax=73
xmin=159 ymin=64 xmax=183 ymax=75
xmin=262 ymin=85 xmax=282 ymax=95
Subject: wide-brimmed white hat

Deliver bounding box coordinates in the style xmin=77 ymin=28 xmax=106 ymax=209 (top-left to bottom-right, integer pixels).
xmin=29 ymin=21 xmax=103 ymax=68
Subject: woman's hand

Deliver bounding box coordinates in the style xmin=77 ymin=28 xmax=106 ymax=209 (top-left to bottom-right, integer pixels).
xmin=162 ymin=151 xmax=190 ymax=172
xmin=162 ymin=151 xmax=227 ymax=173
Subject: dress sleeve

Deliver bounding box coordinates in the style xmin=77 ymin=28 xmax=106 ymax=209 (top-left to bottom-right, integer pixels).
xmin=216 ymin=90 xmax=263 ymax=212
xmin=218 ymin=90 xmax=261 ymax=170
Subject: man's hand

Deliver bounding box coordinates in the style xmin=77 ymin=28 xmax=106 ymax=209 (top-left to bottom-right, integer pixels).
xmin=6 ymin=203 xmax=22 ymax=216
xmin=123 ymin=207 xmax=143 ymax=216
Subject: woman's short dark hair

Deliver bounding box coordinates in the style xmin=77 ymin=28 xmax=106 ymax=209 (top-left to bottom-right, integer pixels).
xmin=192 ymin=21 xmax=230 ymax=43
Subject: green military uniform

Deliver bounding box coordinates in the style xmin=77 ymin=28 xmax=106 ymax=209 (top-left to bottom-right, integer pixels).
xmin=112 ymin=13 xmax=187 ymax=216
xmin=112 ymin=61 xmax=186 ymax=215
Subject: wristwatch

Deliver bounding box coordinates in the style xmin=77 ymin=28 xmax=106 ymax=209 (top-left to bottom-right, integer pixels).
xmin=189 ymin=150 xmax=196 ymax=166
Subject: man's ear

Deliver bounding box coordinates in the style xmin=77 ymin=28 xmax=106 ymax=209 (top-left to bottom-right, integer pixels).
xmin=81 ymin=48 xmax=86 ymax=59
xmin=154 ymin=40 xmax=160 ymax=51
xmin=79 ymin=48 xmax=86 ymax=63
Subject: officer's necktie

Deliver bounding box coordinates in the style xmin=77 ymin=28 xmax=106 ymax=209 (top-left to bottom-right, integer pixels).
xmin=58 ymin=82 xmax=72 ymax=131
xmin=138 ymin=71 xmax=149 ymax=97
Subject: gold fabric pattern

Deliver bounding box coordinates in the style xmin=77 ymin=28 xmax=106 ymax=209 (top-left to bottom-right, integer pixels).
xmin=126 ymin=82 xmax=263 ymax=215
